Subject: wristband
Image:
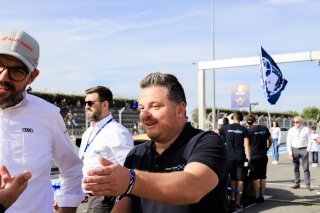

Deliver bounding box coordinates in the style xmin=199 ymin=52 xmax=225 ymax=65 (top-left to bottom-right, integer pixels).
xmin=115 ymin=169 xmax=136 ymax=202
xmin=0 ymin=203 xmax=6 ymax=213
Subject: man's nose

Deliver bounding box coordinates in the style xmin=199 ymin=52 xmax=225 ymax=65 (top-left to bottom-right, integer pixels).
xmin=139 ymin=108 xmax=151 ymax=120
xmin=0 ymin=68 xmax=10 ymax=81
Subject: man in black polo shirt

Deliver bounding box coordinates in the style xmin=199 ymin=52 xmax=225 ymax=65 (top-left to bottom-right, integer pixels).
xmin=214 ymin=111 xmax=250 ymax=209
xmin=83 ymin=72 xmax=228 ymax=213
xmin=246 ymin=114 xmax=272 ymax=203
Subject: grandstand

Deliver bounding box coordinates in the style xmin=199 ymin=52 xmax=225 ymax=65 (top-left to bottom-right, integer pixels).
xmin=30 ymin=91 xmax=318 ymax=147
xmin=65 ymin=106 xmax=140 ymax=147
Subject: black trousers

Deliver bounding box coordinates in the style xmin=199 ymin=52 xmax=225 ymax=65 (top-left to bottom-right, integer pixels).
xmin=87 ymin=195 xmax=115 ymax=213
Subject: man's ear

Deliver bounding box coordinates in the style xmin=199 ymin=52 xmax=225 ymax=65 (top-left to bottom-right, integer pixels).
xmin=28 ymin=69 xmax=39 ymax=85
xmin=177 ymin=102 xmax=186 ymax=119
xmin=104 ymin=100 xmax=110 ymax=110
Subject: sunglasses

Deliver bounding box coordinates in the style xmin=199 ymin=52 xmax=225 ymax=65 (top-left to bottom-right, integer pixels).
xmin=293 ymin=121 xmax=300 ymax=124
xmin=84 ymin=100 xmax=100 ymax=107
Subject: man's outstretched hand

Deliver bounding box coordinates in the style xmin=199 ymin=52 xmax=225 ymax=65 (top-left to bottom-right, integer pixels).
xmin=0 ymin=164 xmax=32 ymax=209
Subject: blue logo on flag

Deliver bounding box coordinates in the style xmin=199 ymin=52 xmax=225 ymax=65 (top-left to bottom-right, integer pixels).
xmin=261 ymin=47 xmax=288 ymax=105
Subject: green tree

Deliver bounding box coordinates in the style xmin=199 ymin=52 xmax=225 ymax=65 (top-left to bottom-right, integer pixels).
xmin=301 ymin=106 xmax=320 ymax=120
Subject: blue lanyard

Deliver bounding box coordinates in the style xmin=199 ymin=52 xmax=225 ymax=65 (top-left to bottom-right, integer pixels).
xmin=81 ymin=118 xmax=113 ymax=160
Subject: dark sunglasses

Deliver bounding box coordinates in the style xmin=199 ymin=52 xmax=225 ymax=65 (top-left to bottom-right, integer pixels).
xmin=293 ymin=121 xmax=300 ymax=124
xmin=84 ymin=101 xmax=99 ymax=107
xmin=84 ymin=100 xmax=105 ymax=107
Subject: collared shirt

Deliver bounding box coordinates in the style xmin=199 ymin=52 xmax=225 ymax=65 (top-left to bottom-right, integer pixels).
xmin=79 ymin=114 xmax=134 ymax=189
xmin=0 ymin=92 xmax=84 ymax=213
xmin=286 ymin=125 xmax=310 ymax=155
xmin=124 ymin=123 xmax=228 ymax=213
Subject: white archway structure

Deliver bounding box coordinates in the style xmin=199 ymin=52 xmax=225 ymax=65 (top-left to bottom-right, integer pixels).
xmin=197 ymin=50 xmax=320 ymax=130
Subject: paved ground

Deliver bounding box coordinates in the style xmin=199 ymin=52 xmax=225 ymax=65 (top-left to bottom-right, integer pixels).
xmin=234 ymin=149 xmax=320 ymax=213
xmin=51 ymin=146 xmax=320 ymax=212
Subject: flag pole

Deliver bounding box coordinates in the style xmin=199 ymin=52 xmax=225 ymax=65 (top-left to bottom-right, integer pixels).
xmin=259 ymin=45 xmax=272 ymax=128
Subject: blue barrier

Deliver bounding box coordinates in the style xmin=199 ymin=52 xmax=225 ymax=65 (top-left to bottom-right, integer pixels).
xmin=51 ymin=179 xmax=61 ymax=193
xmin=267 ymin=147 xmax=287 ymax=155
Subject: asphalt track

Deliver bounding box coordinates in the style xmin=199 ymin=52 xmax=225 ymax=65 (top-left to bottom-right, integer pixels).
xmin=233 ymin=147 xmax=320 ymax=213
xmin=52 ymin=145 xmax=320 ymax=212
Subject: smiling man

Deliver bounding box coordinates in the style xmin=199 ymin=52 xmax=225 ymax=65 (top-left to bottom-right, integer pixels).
xmin=79 ymin=86 xmax=133 ymax=213
xmin=0 ymin=30 xmax=84 ymax=213
xmin=82 ymin=72 xmax=228 ymax=213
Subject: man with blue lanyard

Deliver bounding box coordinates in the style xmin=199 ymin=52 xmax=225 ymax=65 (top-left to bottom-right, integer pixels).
xmin=79 ymin=86 xmax=134 ymax=213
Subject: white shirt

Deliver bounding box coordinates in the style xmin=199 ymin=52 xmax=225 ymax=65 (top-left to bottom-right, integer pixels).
xmin=308 ymin=133 xmax=320 ymax=152
xmin=270 ymin=127 xmax=282 ymax=144
xmin=286 ymin=125 xmax=310 ymax=155
xmin=79 ymin=114 xmax=134 ymax=190
xmin=0 ymin=93 xmax=84 ymax=213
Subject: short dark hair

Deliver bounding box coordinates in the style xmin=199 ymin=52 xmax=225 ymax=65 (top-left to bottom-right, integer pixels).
xmin=232 ymin=111 xmax=244 ymax=121
xmin=222 ymin=117 xmax=229 ymax=125
xmin=246 ymin=114 xmax=256 ymax=125
xmin=140 ymin=72 xmax=187 ymax=106
xmin=85 ymin=86 xmax=113 ymax=109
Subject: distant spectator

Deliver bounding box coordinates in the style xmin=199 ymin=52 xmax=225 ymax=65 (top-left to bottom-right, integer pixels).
xmin=60 ymin=98 xmax=69 ymax=118
xmin=60 ymin=98 xmax=67 ymax=107
xmin=270 ymin=120 xmax=282 ymax=165
xmin=219 ymin=117 xmax=229 ymax=144
xmin=76 ymin=99 xmax=82 ymax=108
xmin=132 ymin=100 xmax=138 ymax=110
xmin=26 ymin=86 xmax=32 ymax=94
xmin=308 ymin=126 xmax=319 ymax=167
xmin=132 ymin=122 xmax=139 ymax=135
xmin=112 ymin=101 xmax=118 ymax=109
xmin=64 ymin=110 xmax=76 ymax=128
xmin=222 ymin=117 xmax=229 ymax=126
xmin=125 ymin=102 xmax=131 ymax=110
xmin=138 ymin=121 xmax=144 ymax=134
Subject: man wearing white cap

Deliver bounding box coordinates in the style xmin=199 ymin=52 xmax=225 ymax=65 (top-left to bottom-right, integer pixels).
xmin=0 ymin=30 xmax=84 ymax=212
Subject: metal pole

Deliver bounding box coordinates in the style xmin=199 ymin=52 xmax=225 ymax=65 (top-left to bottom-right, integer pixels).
xmin=119 ymin=107 xmax=125 ymax=124
xmin=212 ymin=0 xmax=216 ymax=129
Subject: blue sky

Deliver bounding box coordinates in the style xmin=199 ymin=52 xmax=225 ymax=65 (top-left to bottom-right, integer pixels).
xmin=1 ymin=0 xmax=320 ymax=117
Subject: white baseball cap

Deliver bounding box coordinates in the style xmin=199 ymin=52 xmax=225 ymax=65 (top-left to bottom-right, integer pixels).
xmin=0 ymin=30 xmax=39 ymax=72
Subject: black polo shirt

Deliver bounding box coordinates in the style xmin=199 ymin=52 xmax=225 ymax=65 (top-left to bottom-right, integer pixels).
xmin=124 ymin=123 xmax=228 ymax=213
xmin=248 ymin=125 xmax=271 ymax=159
xmin=219 ymin=123 xmax=249 ymax=160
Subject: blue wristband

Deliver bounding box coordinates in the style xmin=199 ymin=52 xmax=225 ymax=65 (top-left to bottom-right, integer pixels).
xmin=115 ymin=169 xmax=136 ymax=202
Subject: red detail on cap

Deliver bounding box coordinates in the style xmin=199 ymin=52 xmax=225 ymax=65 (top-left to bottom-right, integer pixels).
xmin=0 ymin=36 xmax=33 ymax=52
xmin=20 ymin=41 xmax=33 ymax=52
